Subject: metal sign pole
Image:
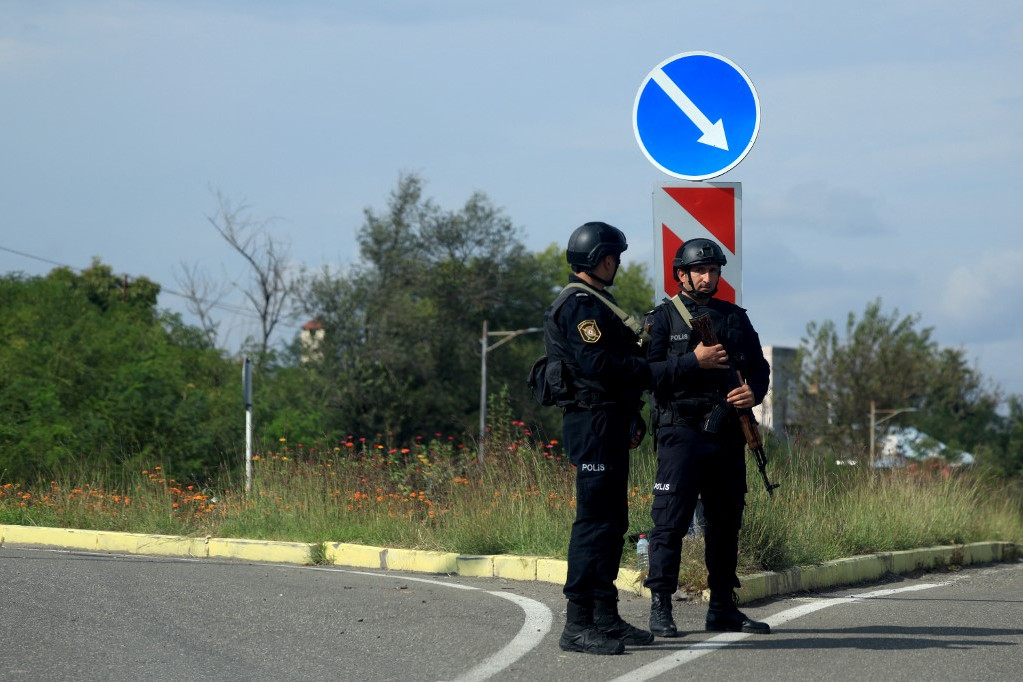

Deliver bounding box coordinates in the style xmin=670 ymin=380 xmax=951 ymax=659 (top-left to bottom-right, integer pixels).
xmin=478 ymin=320 xmax=488 ymax=463
xmin=243 ymin=356 xmax=253 ymax=492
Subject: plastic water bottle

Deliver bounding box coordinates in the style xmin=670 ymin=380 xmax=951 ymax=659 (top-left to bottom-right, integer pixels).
xmin=636 ymin=533 xmax=650 ymax=571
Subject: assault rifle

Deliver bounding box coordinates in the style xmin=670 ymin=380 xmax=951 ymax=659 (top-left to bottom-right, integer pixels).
xmin=689 ymin=313 xmax=780 ymax=496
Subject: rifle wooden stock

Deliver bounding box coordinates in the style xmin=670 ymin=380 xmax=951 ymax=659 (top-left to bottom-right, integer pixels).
xmin=690 ymin=313 xmax=780 ymax=496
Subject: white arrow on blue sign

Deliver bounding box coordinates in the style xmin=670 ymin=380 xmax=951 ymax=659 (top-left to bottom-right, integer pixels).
xmin=633 ymin=52 xmax=760 ymax=181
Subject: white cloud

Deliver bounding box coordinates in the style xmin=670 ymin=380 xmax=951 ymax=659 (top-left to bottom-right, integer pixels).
xmin=1 ymin=0 xmax=1022 ymax=397
xmin=933 ymin=249 xmax=1023 ymax=342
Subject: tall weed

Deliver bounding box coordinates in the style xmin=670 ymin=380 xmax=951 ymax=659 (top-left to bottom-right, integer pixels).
xmin=2 ymin=418 xmax=1020 ymax=596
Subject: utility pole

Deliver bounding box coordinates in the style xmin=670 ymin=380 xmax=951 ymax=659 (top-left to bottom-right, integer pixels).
xmin=478 ymin=321 xmax=541 ymax=462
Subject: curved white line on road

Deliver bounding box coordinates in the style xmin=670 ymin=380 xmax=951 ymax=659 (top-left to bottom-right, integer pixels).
xmin=315 ymin=567 xmax=553 ymax=681
xmin=331 ymin=567 xmax=480 ymax=590
xmin=446 ymin=591 xmax=554 ymax=682
xmin=31 ymin=553 xmax=553 ymax=682
xmin=613 ymin=581 xmax=952 ymax=682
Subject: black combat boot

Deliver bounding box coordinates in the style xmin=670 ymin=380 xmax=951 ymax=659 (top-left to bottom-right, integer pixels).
xmin=649 ymin=591 xmax=681 ymax=638
xmin=706 ymin=590 xmax=770 ymax=634
xmin=559 ymin=600 xmax=626 ymax=655
xmin=593 ymin=598 xmax=655 ymax=645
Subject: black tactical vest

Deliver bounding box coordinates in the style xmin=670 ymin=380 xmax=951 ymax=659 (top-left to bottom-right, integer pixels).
xmin=543 ymin=287 xmax=634 ymax=408
xmin=656 ymin=297 xmax=739 ymax=420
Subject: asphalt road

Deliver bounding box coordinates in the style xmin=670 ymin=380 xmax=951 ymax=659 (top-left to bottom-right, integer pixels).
xmin=2 ymin=546 xmax=1021 ymax=681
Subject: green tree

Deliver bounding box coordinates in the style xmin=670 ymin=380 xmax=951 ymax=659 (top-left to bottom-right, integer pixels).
xmin=999 ymin=397 xmax=1023 ymax=476
xmin=293 ymin=174 xmax=555 ymax=445
xmin=611 ymin=259 xmax=656 ymax=316
xmin=796 ymin=298 xmax=1001 ymax=462
xmin=967 ymin=396 xmax=1023 ymax=478
xmin=0 ymin=262 xmax=238 ymax=481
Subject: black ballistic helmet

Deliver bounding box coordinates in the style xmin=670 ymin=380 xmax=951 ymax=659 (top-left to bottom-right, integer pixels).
xmin=672 ymin=238 xmax=727 ymax=281
xmin=566 ymin=222 xmax=628 ymax=271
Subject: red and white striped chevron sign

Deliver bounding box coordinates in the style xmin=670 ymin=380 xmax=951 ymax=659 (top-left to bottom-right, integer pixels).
xmin=652 ymin=182 xmax=742 ymax=305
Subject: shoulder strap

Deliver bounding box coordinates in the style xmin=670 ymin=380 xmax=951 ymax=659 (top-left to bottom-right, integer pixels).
xmin=562 ymin=283 xmax=649 ymax=342
xmin=549 ymin=285 xmax=577 ymax=316
xmin=668 ymin=294 xmax=694 ymax=329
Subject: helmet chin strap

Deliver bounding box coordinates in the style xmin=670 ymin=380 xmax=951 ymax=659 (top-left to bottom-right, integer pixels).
xmin=586 ymin=257 xmax=619 ymax=287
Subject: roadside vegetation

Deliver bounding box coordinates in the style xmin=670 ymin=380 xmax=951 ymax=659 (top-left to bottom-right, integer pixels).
xmin=2 ymin=173 xmax=1022 ymax=594
xmin=2 ymin=417 xmax=1020 ymax=593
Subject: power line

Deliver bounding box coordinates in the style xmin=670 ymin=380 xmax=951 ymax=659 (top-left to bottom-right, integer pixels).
xmin=0 ymin=244 xmax=69 ymax=269
xmin=0 ymin=243 xmax=263 ymax=320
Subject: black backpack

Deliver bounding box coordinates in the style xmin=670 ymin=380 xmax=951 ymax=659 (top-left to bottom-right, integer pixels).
xmin=528 ymin=355 xmax=564 ymax=407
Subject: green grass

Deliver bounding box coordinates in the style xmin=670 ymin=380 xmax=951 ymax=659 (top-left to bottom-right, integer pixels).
xmin=726 ymin=436 xmax=1023 ymax=589
xmin=2 ymin=425 xmax=1020 ymax=595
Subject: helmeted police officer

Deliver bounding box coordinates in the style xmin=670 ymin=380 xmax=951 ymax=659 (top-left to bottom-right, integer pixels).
xmin=542 ymin=222 xmax=683 ymax=655
xmin=643 ymin=238 xmax=772 ymax=637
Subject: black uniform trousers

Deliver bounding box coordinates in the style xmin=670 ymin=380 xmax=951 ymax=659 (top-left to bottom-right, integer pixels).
xmin=644 ymin=423 xmax=747 ymax=595
xmin=562 ymin=406 xmax=632 ymax=604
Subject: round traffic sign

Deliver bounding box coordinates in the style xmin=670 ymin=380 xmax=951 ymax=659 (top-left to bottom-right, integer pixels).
xmin=633 ymin=52 xmax=760 ymax=181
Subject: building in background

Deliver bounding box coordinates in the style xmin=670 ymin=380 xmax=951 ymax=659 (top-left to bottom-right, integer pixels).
xmin=300 ymin=319 xmax=324 ymax=363
xmin=753 ymin=346 xmax=797 ymax=437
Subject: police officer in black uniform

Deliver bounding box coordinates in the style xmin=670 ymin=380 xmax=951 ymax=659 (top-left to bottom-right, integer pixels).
xmin=542 ymin=222 xmax=684 ymax=655
xmin=643 ymin=238 xmax=772 ymax=638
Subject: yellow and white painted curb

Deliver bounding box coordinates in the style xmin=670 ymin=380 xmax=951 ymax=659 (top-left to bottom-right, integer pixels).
xmin=731 ymin=541 xmax=1022 ymax=603
xmin=2 ymin=524 xmax=1018 ymax=603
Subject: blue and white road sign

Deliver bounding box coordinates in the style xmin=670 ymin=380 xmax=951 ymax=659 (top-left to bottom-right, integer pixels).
xmin=633 ymin=52 xmax=760 ymax=181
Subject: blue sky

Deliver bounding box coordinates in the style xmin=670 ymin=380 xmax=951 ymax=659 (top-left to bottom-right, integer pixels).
xmin=2 ymin=1 xmax=1022 ymax=397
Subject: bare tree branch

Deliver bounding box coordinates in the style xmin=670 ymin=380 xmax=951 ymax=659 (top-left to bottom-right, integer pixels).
xmin=173 ymin=261 xmax=229 ymax=347
xmin=207 ymin=189 xmax=293 ymax=359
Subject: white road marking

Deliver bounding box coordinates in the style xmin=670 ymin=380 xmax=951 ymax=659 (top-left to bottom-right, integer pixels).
xmin=310 ymin=566 xmax=554 ymax=682
xmin=328 ymin=567 xmax=479 ymax=590
xmin=445 ymin=590 xmax=553 ymax=682
xmin=19 ymin=549 xmax=553 ymax=682
xmin=612 ymin=582 xmax=952 ymax=682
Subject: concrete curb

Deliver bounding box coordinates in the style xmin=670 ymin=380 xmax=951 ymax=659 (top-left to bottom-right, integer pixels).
xmin=2 ymin=524 xmax=1018 ymax=604
xmin=731 ymin=541 xmax=1022 ymax=603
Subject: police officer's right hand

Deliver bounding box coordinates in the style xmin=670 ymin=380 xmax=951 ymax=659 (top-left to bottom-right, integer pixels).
xmin=694 ymin=342 xmax=729 ymax=370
